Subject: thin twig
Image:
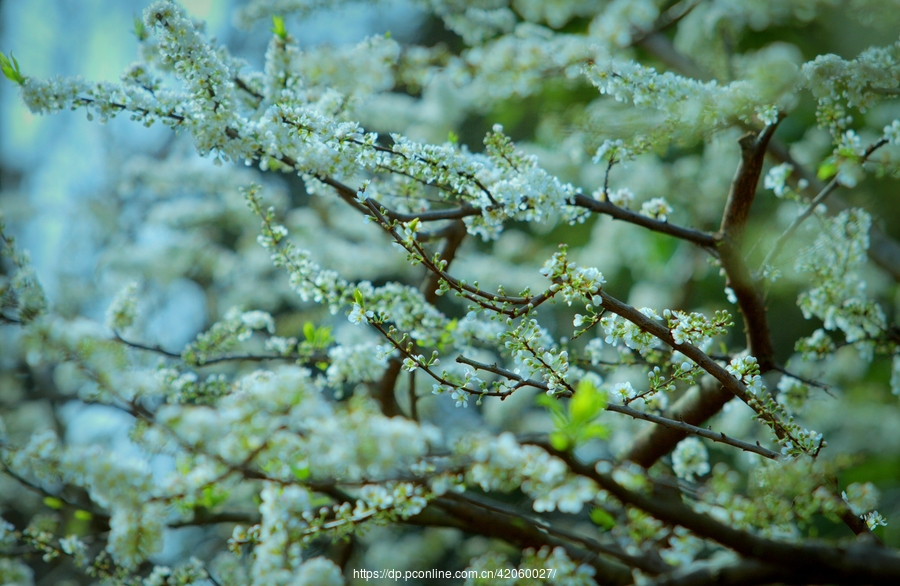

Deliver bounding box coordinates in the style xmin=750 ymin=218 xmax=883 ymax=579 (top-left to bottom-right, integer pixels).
xmin=574 ymin=194 xmax=717 ymax=249
xmin=370 ymin=322 xmax=513 ymax=399
xmin=760 ymin=138 xmax=889 ymax=272
xmin=113 ymin=332 xmax=181 ymax=358
xmin=607 ymin=403 xmax=779 ymax=459
xmin=363 ymin=198 xmax=554 ymax=317
xmin=114 ymin=332 xmax=305 ymax=365
xmin=457 ymin=355 xmax=779 ymax=459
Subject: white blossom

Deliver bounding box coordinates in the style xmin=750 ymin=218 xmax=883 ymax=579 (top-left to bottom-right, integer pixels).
xmin=672 ymin=437 xmax=710 ymax=481
xmin=640 ymin=197 xmax=673 ymax=222
xmin=105 ymin=282 xmax=140 ymax=331
xmin=764 ymin=162 xmax=793 ymax=197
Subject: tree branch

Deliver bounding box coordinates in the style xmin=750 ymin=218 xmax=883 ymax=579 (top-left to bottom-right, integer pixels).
xmin=113 ymin=332 xmax=312 ymax=366
xmin=364 ymin=198 xmax=555 ymax=317
xmin=444 ymin=491 xmax=669 ymax=575
xmin=619 ymin=377 xmax=735 ymax=466
xmin=551 ymin=447 xmax=900 ymax=584
xmin=573 ymin=194 xmax=717 ymax=249
xmin=646 ymin=557 xmax=810 ymax=586
xmin=458 ymin=356 xmax=779 ymax=459
xmin=716 ymin=124 xmax=780 ymax=372
xmin=431 ymin=496 xmax=634 ymax=584
xmin=375 ymin=218 xmax=468 ymax=417
xmin=597 ymin=291 xmax=796 ymax=445
xmin=760 ymin=138 xmax=900 ymax=281
xmin=607 ymin=402 xmax=779 ymax=460
xmin=673 ymin=55 xmax=900 ymax=283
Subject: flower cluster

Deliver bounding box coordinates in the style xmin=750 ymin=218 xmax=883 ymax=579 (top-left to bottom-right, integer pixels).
xmin=672 ymin=437 xmax=711 ymax=481
xmin=501 ymin=318 xmax=573 ymax=394
xmin=464 ymin=433 xmax=599 ymax=514
xmin=600 ymin=309 xmax=661 ymax=355
xmin=664 ymin=309 xmax=732 ymax=348
xmin=104 ymin=282 xmax=140 ymax=332
xmin=180 ymin=307 xmax=276 ymax=366
xmin=639 ymin=197 xmax=673 ymax=222
xmin=796 ymin=209 xmax=886 ymax=347
xmin=540 ymin=245 xmax=605 ymax=306
xmin=0 ymin=224 xmax=47 ymax=324
xmin=465 ymin=546 xmax=596 ymax=586
xmin=803 ymin=39 xmax=900 ymax=136
xmin=725 ymin=355 xmax=765 ymax=395
xmin=584 ymin=54 xmax=782 ymax=141
xmin=763 ymin=162 xmax=794 ymax=198
xmin=702 ymin=458 xmax=846 ymax=538
xmin=610 ymin=381 xmax=636 ymax=402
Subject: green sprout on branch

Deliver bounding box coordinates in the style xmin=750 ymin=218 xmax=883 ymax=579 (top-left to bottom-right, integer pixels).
xmin=0 ymin=52 xmax=25 ymax=85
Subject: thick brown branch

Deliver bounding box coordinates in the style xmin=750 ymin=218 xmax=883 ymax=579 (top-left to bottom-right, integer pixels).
xmin=632 ymin=32 xmax=900 ymax=281
xmin=432 ymin=496 xmax=634 ymax=584
xmin=445 ymin=491 xmax=669 ymax=574
xmin=716 ymin=126 xmax=779 ymax=371
xmin=598 ymin=293 xmax=749 ymax=401
xmin=719 ymin=126 xmax=780 ymax=244
xmin=374 ymin=361 xmax=404 ymax=417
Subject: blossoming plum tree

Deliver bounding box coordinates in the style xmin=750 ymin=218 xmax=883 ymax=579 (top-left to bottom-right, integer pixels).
xmin=2 ymin=0 xmax=900 ymax=584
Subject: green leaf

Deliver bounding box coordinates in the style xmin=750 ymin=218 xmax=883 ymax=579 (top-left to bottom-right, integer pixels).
xmin=569 ymin=378 xmax=606 ymax=424
xmin=43 ymin=496 xmax=63 ymax=510
xmin=133 ymin=16 xmax=148 ymax=41
xmin=549 ymin=431 xmax=570 ymax=451
xmin=303 ymin=321 xmax=315 ymax=342
xmin=590 ymin=507 xmax=616 ymax=529
xmin=73 ymin=510 xmax=93 ymax=521
xmin=536 ymin=393 xmax=566 ymax=424
xmin=291 ymin=464 xmax=310 ymax=480
xmin=199 ymin=486 xmax=229 ymax=509
xmin=436 ymin=320 xmax=456 ymax=352
xmin=817 ymin=157 xmax=838 ymax=181
xmin=271 ymin=15 xmax=287 ymax=40
xmin=353 ymin=288 xmax=364 ymax=306
xmin=448 ymin=131 xmax=459 ymax=144
xmin=0 ymin=52 xmax=26 ymax=85
xmin=580 ymin=423 xmax=610 ymax=441
xmin=314 ymin=325 xmax=332 ymax=347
